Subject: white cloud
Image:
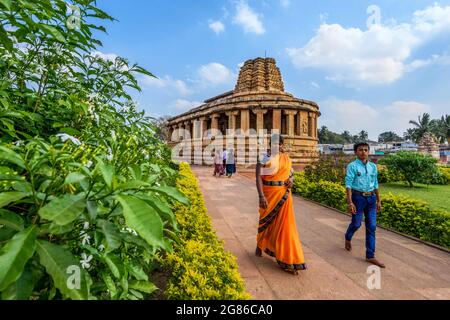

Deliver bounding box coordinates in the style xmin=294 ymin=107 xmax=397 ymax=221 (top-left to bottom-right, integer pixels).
xmin=287 ymin=4 xmax=450 ymax=86
xmin=319 ymin=98 xmax=432 ymax=139
xmin=198 ymin=63 xmax=236 ymax=86
xmin=140 ymin=75 xmax=191 ymax=96
xmin=91 ymin=51 xmax=118 ymax=62
xmin=169 ymin=99 xmax=202 ymax=111
xmin=209 ymin=20 xmax=225 ymax=34
xmin=280 ymin=0 xmax=290 ymax=8
xmin=233 ymin=1 xmax=265 ymax=35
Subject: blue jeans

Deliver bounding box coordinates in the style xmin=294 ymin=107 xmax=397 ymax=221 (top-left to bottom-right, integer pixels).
xmin=345 ymin=194 xmax=377 ymax=259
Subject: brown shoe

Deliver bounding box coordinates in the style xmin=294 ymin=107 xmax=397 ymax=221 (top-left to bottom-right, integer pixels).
xmin=345 ymin=240 xmax=352 ymax=251
xmin=255 ymin=247 xmax=262 ymax=257
xmin=366 ymin=258 xmax=386 ymax=268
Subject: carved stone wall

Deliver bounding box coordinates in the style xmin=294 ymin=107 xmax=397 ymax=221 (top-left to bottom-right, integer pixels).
xmin=235 ymin=58 xmax=284 ymax=93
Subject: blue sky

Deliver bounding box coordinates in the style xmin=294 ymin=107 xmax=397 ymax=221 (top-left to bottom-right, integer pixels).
xmin=95 ymin=0 xmax=450 ymax=140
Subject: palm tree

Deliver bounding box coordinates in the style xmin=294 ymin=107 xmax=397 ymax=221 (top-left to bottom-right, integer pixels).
xmin=408 ymin=113 xmax=431 ymax=143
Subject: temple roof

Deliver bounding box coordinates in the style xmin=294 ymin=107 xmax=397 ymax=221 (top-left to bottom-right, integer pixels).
xmin=168 ymin=57 xmax=318 ymax=123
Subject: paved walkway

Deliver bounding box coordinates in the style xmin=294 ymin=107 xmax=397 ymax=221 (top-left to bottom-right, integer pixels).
xmin=191 ymin=166 xmax=450 ymax=300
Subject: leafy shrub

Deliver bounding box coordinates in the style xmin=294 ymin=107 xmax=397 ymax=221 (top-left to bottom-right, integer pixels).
xmin=0 ymin=0 xmax=187 ymax=300
xmin=377 ymin=166 xmax=404 ymax=183
xmin=379 ymin=194 xmax=450 ymax=248
xmin=292 ymin=171 xmax=309 ymax=196
xmin=304 ymin=154 xmax=349 ymax=185
xmin=379 ymin=152 xmax=440 ymax=187
xmin=304 ymin=180 xmax=347 ymax=212
xmin=164 ymin=163 xmax=250 ymax=300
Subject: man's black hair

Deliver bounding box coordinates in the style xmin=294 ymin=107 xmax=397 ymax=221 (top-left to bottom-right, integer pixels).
xmin=354 ymin=142 xmax=370 ymax=152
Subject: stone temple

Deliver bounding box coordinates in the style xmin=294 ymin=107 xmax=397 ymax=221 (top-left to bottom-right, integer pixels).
xmin=167 ymin=57 xmax=320 ymax=169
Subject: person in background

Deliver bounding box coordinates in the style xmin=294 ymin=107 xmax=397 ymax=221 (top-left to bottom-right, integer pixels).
xmin=226 ymin=148 xmax=237 ymax=178
xmin=213 ymin=149 xmax=224 ymax=177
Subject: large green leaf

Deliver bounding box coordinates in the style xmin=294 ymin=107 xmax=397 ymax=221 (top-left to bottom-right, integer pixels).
xmin=0 ymin=226 xmax=37 ymax=291
xmin=0 ymin=191 xmax=28 ymax=208
xmin=0 ymin=146 xmax=25 ymax=169
xmin=36 ymin=240 xmax=89 ymax=300
xmin=97 ymin=219 xmax=122 ymax=252
xmin=98 ymin=161 xmax=115 ymax=189
xmin=39 ymin=24 xmax=66 ymax=42
xmin=0 ymin=209 xmax=24 ymax=231
xmin=149 ymin=186 xmax=190 ymax=206
xmin=134 ymin=194 xmax=177 ymax=228
xmin=1 ymin=266 xmax=34 ymax=300
xmin=38 ymin=194 xmax=86 ymax=225
xmin=0 ymin=0 xmax=12 ymax=11
xmin=128 ymin=281 xmax=157 ymax=294
xmin=116 ymin=195 xmax=164 ymax=248
xmin=63 ymin=172 xmax=86 ymax=185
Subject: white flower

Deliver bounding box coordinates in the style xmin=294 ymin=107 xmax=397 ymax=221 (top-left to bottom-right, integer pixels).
xmin=13 ymin=140 xmax=23 ymax=146
xmin=79 ymin=231 xmax=91 ymax=245
xmin=83 ymin=222 xmax=90 ymax=230
xmin=56 ymin=133 xmax=81 ymax=146
xmin=80 ymin=253 xmax=93 ymax=269
xmin=124 ymin=227 xmax=138 ymax=236
xmin=111 ymin=130 xmax=116 ymax=140
xmin=87 ymin=92 xmax=99 ymax=101
xmin=106 ymin=148 xmax=113 ymax=161
xmin=98 ymin=244 xmax=105 ymax=252
xmin=85 ymin=160 xmax=93 ymax=168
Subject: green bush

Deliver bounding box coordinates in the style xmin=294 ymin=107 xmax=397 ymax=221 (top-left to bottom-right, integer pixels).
xmin=378 ymin=166 xmax=404 ymax=183
xmin=305 ymin=180 xmax=347 ymax=212
xmin=379 ymin=194 xmax=450 ymax=248
xmin=293 ymin=172 xmax=310 ymax=196
xmin=164 ymin=163 xmax=250 ymax=300
xmin=379 ymin=152 xmax=440 ymax=187
xmin=304 ymin=154 xmax=348 ymax=185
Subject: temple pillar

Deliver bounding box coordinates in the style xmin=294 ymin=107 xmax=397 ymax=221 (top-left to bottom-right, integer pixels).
xmin=272 ymin=109 xmax=281 ymax=133
xmin=253 ymin=109 xmax=267 ymax=132
xmin=226 ymin=111 xmax=239 ymax=131
xmin=210 ymin=113 xmax=219 ymax=130
xmin=308 ymin=113 xmax=314 ymax=137
xmin=240 ymin=109 xmax=249 ymax=132
xmin=183 ymin=121 xmax=191 ymax=140
xmin=284 ymin=110 xmax=297 ymax=136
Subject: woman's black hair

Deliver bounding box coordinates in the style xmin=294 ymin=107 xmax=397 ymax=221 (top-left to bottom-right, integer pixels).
xmin=353 ymin=142 xmax=370 ymax=152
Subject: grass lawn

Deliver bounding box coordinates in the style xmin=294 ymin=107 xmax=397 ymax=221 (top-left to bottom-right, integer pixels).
xmin=380 ymin=182 xmax=450 ymax=212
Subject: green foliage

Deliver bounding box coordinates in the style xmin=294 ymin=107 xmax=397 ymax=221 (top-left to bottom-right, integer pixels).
xmin=0 ymin=0 xmax=184 ymax=300
xmin=377 ymin=166 xmax=404 ymax=183
xmin=304 ymin=153 xmax=349 ymax=185
xmin=379 ymin=194 xmax=450 ymax=248
xmin=164 ymin=163 xmax=250 ymax=300
xmin=379 ymin=151 xmax=439 ymax=187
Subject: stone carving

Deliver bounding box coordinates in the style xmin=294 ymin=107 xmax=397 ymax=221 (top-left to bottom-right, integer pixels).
xmin=418 ymin=132 xmax=440 ymax=159
xmin=235 ymin=57 xmax=285 ymax=92
xmin=301 ymin=118 xmax=308 ymax=135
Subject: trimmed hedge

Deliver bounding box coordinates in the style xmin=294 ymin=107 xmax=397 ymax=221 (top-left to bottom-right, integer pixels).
xmin=379 ymin=194 xmax=450 ymax=247
xmin=293 ymin=172 xmax=450 ymax=249
xmin=164 ymin=162 xmax=251 ymax=300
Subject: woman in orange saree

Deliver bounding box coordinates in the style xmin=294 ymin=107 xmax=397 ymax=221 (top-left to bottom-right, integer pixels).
xmin=255 ymin=135 xmax=307 ymax=275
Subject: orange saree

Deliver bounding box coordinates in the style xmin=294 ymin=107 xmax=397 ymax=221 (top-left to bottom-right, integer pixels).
xmin=257 ymin=152 xmax=307 ymax=271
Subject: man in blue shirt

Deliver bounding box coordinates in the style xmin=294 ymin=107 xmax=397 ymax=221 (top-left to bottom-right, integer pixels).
xmin=344 ymin=142 xmax=385 ymax=268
